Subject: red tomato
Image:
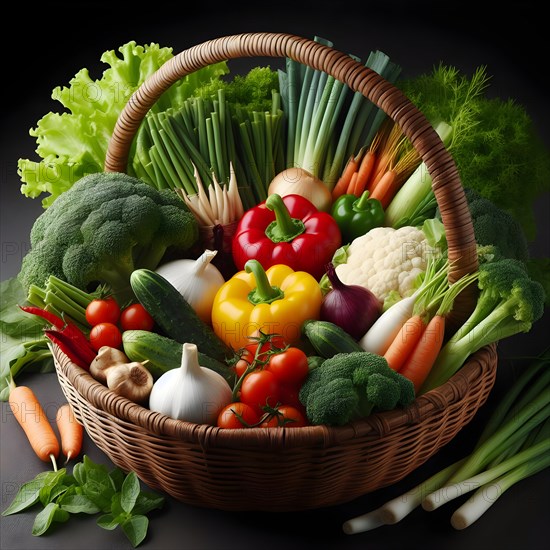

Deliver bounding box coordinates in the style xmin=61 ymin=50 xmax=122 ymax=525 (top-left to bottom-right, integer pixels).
xmin=120 ymin=304 xmax=155 ymax=331
xmin=260 ymin=405 xmax=308 ymax=428
xmin=89 ymin=322 xmax=123 ymax=351
xmin=267 ymin=347 xmax=309 ymax=388
xmin=240 ymin=370 xmax=281 ymax=414
xmin=217 ymin=402 xmax=260 ymax=429
xmin=234 ymin=358 xmax=251 ymax=379
xmin=85 ymin=297 xmax=120 ymax=326
xmin=244 ymin=333 xmax=286 ymax=360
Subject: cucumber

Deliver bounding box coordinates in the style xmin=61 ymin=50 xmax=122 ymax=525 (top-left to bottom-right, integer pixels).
xmin=122 ymin=330 xmax=235 ymax=384
xmin=130 ymin=269 xmax=232 ymax=362
xmin=302 ymin=320 xmax=363 ymax=359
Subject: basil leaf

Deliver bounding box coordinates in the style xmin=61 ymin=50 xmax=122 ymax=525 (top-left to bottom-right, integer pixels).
xmin=1 ymin=478 xmax=44 ymax=516
xmin=38 ymin=469 xmax=67 ymax=507
xmin=31 ymin=502 xmax=70 ymax=536
xmin=110 ymin=493 xmax=125 ymax=518
xmin=109 ymin=468 xmax=125 ymax=492
xmin=58 ymin=494 xmax=101 ymax=514
xmin=122 ymin=514 xmax=149 ymax=548
xmin=81 ymin=480 xmax=114 ymax=513
xmin=132 ymin=492 xmax=165 ymax=515
xmin=120 ymin=472 xmax=140 ymax=513
xmin=97 ymin=513 xmax=121 ymax=531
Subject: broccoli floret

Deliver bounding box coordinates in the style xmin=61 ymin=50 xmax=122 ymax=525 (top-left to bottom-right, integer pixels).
xmin=421 ymin=258 xmax=546 ymax=392
xmin=299 ymin=352 xmax=415 ymax=426
xmin=19 ymin=172 xmax=198 ymax=302
xmin=464 ymin=188 xmax=530 ymax=263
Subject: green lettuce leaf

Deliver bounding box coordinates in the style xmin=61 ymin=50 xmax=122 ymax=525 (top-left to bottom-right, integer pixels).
xmin=18 ymin=41 xmax=229 ymax=207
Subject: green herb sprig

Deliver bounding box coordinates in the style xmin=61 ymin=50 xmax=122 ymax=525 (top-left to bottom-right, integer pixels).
xmin=2 ymin=455 xmax=164 ymax=548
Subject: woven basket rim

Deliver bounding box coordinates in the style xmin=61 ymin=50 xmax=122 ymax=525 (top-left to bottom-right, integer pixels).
xmin=53 ymin=343 xmax=497 ymax=450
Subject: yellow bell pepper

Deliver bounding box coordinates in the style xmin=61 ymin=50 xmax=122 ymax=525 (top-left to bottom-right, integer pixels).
xmin=212 ymin=259 xmax=322 ymax=350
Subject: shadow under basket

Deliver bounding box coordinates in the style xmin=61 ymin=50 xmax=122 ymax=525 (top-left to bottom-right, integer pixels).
xmin=53 ymin=343 xmax=497 ymax=511
xmin=53 ymin=32 xmax=499 ymax=511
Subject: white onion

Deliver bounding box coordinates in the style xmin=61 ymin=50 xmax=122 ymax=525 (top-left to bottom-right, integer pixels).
xmin=268 ymin=167 xmax=332 ymax=212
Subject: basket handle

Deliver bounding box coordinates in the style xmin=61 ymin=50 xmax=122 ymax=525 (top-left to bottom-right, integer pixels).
xmin=105 ymin=32 xmax=478 ymax=325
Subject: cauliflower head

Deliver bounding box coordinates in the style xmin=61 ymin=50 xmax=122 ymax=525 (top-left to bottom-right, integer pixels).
xmin=335 ymin=226 xmax=433 ymax=303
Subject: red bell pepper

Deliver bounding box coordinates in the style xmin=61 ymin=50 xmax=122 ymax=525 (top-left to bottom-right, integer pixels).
xmin=232 ymin=194 xmax=342 ymax=280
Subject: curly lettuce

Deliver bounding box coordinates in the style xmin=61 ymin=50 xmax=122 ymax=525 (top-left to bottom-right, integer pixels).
xmin=18 ymin=41 xmax=228 ymax=207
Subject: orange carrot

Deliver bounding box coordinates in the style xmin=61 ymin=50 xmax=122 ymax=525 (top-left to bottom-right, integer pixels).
xmin=369 ymin=151 xmax=392 ymax=189
xmin=398 ymin=314 xmax=446 ymax=393
xmin=56 ymin=403 xmax=83 ymax=464
xmin=383 ymin=314 xmax=425 ymax=372
xmin=345 ymin=171 xmax=359 ymax=198
xmin=9 ymin=386 xmax=59 ymax=470
xmin=369 ymin=169 xmax=398 ymax=208
xmin=332 ymin=154 xmax=359 ymax=200
xmin=347 ymin=149 xmax=377 ymax=196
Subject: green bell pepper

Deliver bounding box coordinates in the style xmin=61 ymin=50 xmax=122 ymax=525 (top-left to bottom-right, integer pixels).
xmin=330 ymin=191 xmax=385 ymax=243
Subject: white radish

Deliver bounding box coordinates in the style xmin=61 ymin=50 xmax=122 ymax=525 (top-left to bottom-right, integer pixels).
xmin=358 ymin=292 xmax=419 ymax=355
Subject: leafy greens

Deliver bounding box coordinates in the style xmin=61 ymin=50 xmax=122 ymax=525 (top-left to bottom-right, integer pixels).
xmin=18 ymin=41 xmax=228 ymax=207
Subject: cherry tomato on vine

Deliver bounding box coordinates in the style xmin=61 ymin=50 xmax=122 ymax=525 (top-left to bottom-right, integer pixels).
xmin=120 ymin=303 xmax=155 ymax=331
xmin=85 ymin=297 xmax=120 ymax=326
xmin=89 ymin=322 xmax=123 ymax=351
xmin=217 ymin=402 xmax=260 ymax=429
xmin=244 ymin=334 xmax=286 ymax=360
xmin=260 ymin=405 xmax=308 ymax=428
xmin=234 ymin=358 xmax=251 ymax=378
xmin=240 ymin=370 xmax=281 ymax=414
xmin=266 ymin=347 xmax=309 ymax=388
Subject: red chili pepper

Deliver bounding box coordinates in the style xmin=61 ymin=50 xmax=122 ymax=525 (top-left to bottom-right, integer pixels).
xmin=44 ymin=330 xmax=95 ymax=370
xmin=21 ymin=306 xmax=96 ymax=369
xmin=19 ymin=306 xmax=66 ymax=330
xmin=231 ymin=194 xmax=342 ymax=280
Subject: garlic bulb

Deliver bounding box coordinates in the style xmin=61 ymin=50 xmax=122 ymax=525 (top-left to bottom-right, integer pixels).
xmin=155 ymin=250 xmax=225 ymax=324
xmin=105 ymin=362 xmax=153 ymax=404
xmin=149 ymin=342 xmax=232 ymax=425
xmin=90 ymin=346 xmax=129 ymax=383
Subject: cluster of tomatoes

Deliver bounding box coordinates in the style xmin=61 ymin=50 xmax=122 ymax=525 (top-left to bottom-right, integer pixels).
xmin=85 ymin=297 xmax=155 ymax=351
xmin=217 ymin=334 xmax=310 ymax=429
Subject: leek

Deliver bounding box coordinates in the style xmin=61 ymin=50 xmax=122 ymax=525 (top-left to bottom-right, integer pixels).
xmin=279 ymin=39 xmax=401 ymax=190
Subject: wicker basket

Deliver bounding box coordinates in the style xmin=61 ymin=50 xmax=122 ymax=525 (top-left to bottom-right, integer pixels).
xmin=53 ymin=32 xmax=498 ymax=512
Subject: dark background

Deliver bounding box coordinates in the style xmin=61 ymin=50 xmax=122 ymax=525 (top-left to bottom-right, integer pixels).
xmin=1 ymin=2 xmax=549 ymax=549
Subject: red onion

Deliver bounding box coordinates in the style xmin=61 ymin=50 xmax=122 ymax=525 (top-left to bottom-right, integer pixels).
xmin=320 ymin=262 xmax=381 ymax=339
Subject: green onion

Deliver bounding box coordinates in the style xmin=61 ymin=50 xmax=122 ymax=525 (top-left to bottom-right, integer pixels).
xmin=342 ymin=347 xmax=550 ymax=534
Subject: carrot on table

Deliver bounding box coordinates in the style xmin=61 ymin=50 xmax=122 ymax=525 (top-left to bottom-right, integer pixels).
xmin=398 ymin=314 xmax=446 ymax=393
xmin=56 ymin=403 xmax=84 ymax=464
xmin=8 ymin=386 xmax=60 ymax=471
xmin=383 ymin=313 xmax=425 ymax=372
